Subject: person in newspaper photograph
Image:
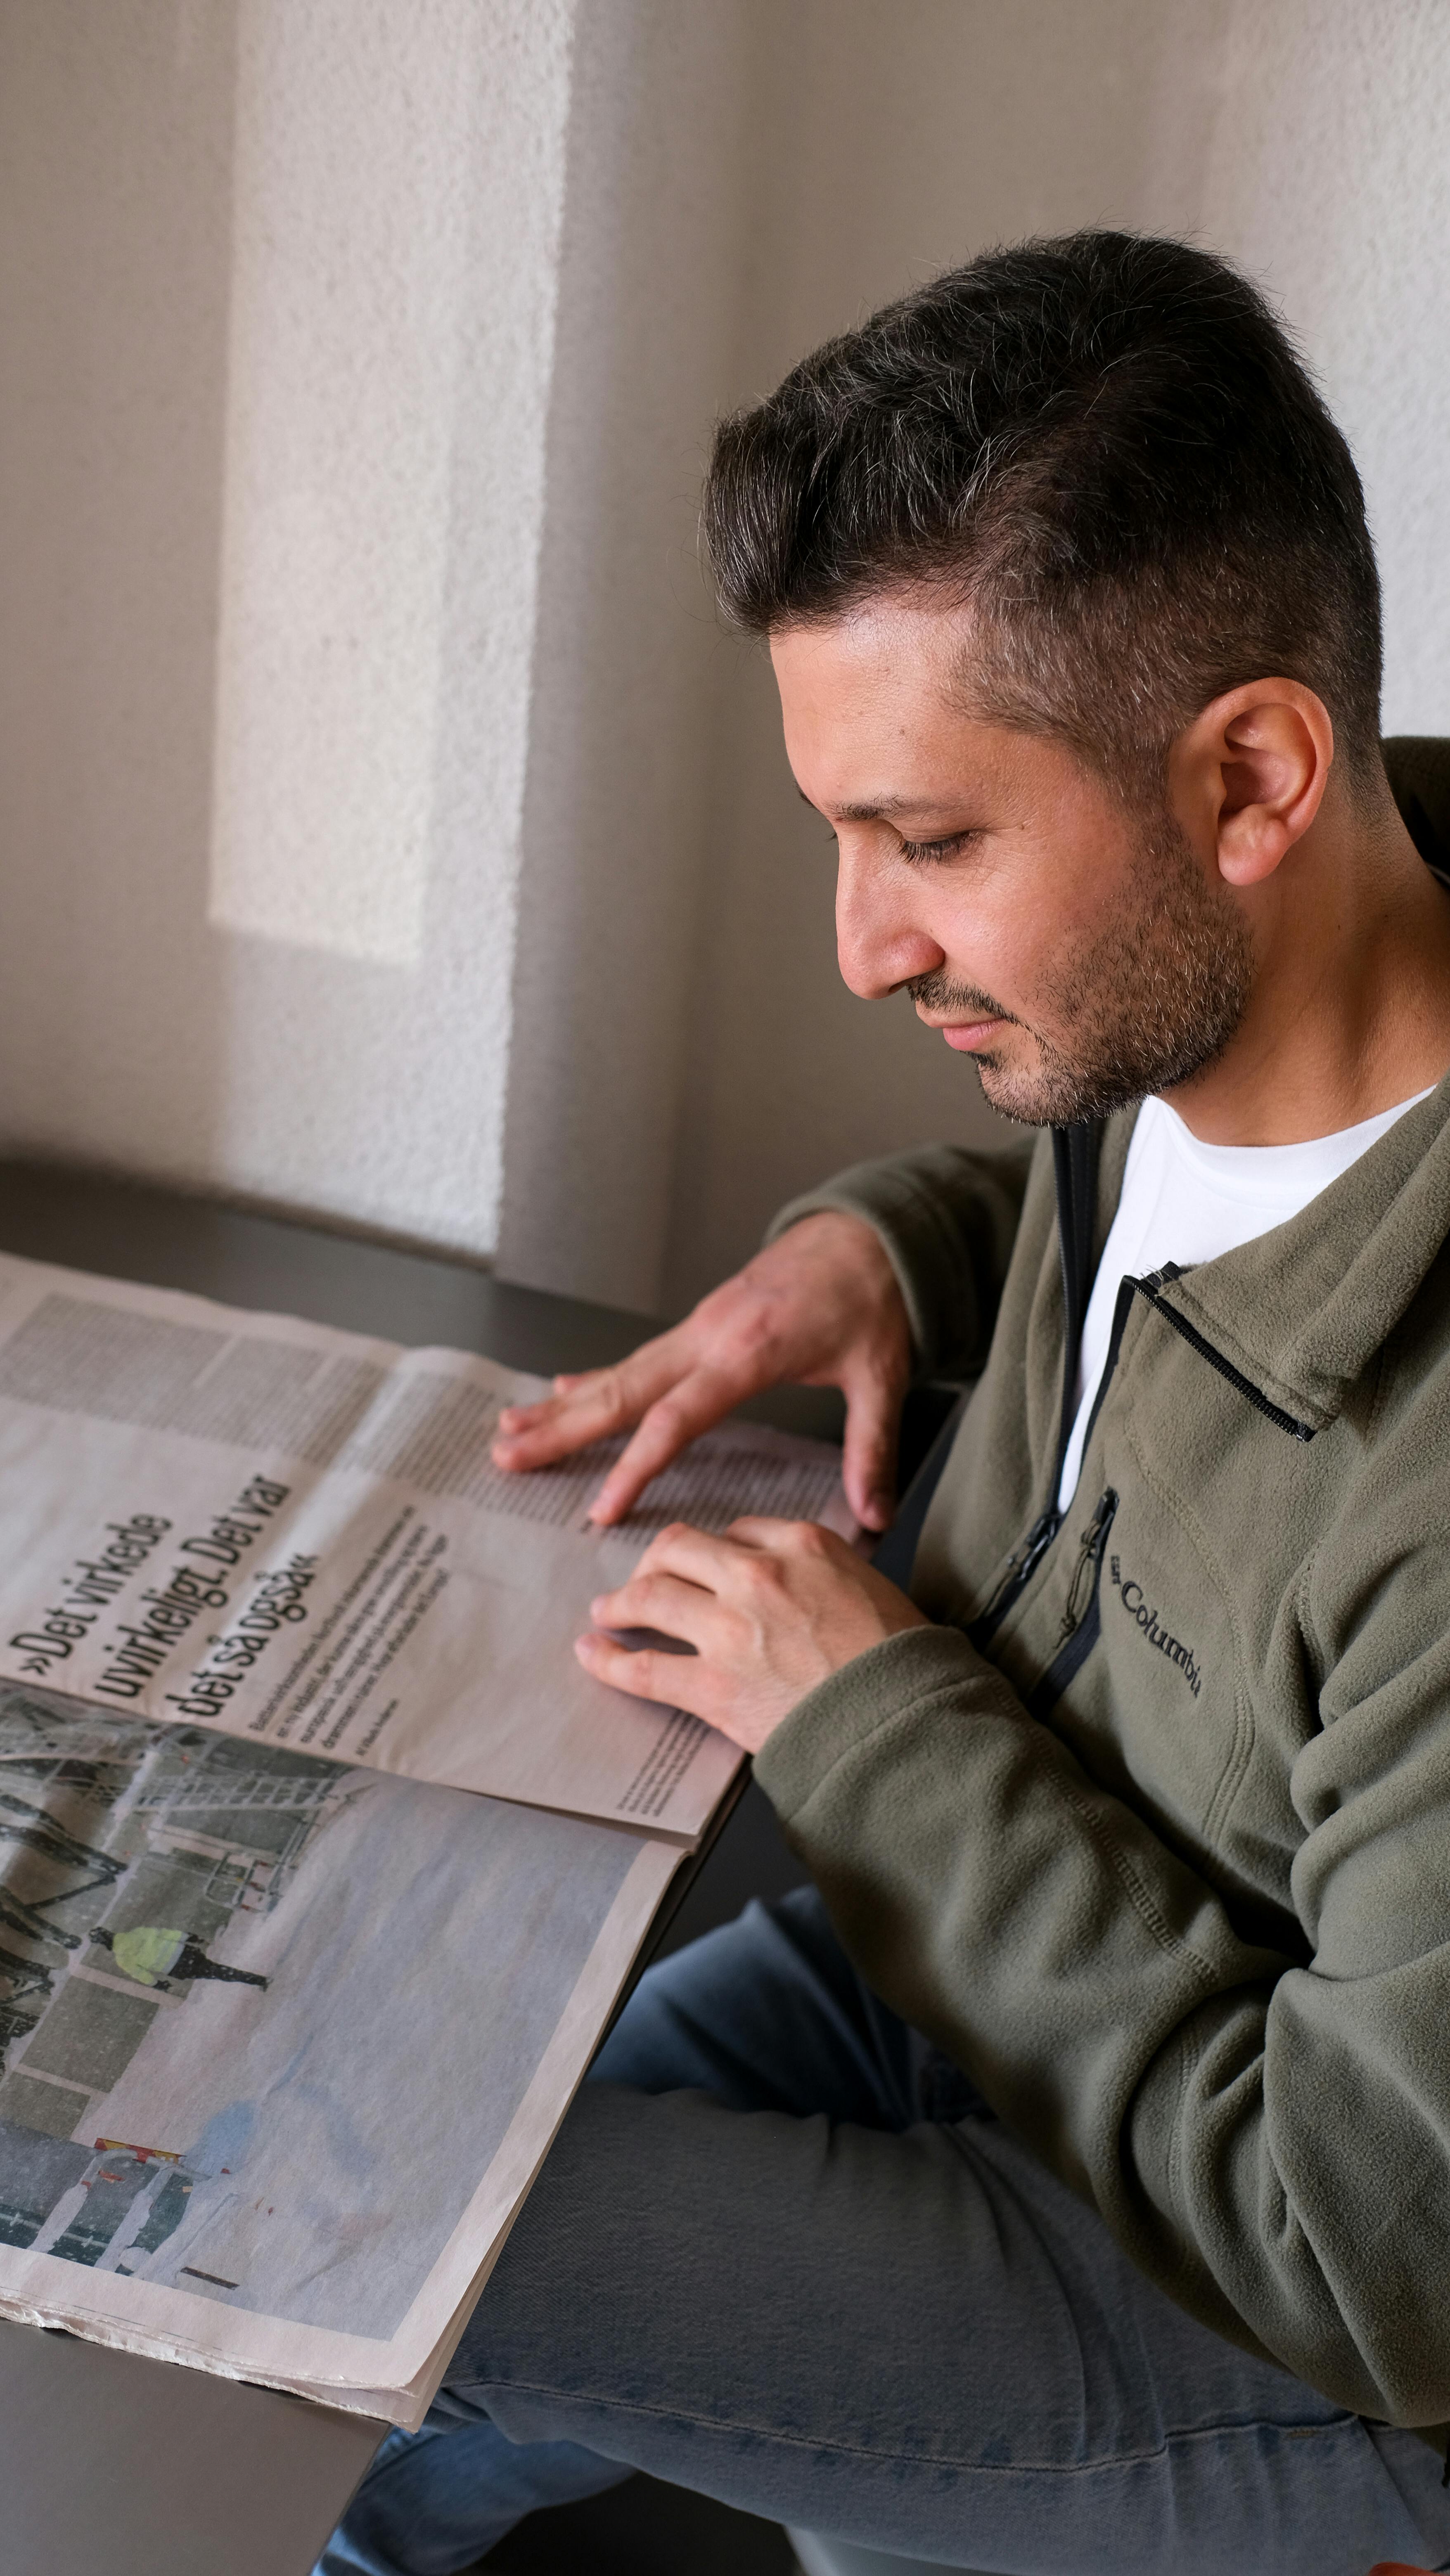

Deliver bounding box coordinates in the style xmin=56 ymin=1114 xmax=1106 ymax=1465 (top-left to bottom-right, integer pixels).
xmin=88 ymin=1924 xmax=270 ymax=1992
xmin=318 ymin=234 xmax=1450 ymax=2576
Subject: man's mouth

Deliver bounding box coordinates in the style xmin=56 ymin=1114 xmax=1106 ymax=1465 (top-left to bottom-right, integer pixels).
xmin=907 ymin=969 xmax=1019 ymax=1054
xmin=936 ymin=1017 xmax=1007 ymax=1052
xmin=914 ymin=1009 xmax=1010 ymax=1052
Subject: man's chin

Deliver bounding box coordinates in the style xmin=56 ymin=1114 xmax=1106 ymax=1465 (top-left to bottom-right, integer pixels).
xmin=973 ymin=1049 xmax=1130 ymax=1130
xmin=971 ymin=1051 xmax=1061 ymax=1127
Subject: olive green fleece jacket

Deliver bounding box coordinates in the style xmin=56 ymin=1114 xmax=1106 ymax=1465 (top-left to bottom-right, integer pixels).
xmin=755 ymin=1073 xmax=1450 ymax=2432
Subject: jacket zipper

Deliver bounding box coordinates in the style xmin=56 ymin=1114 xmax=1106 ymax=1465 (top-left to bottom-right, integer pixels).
xmin=1027 ymin=1487 xmax=1118 ymax=1718
xmin=963 ymin=1164 xmax=1318 ymax=1648
xmin=967 ymin=1507 xmax=1061 ymax=1650
xmin=969 ymin=1257 xmax=1136 ymax=1653
xmin=968 ymin=1120 xmax=1103 ymax=1649
xmin=1058 ymin=1485 xmax=1117 ymax=1638
xmin=1131 ymin=1265 xmax=1317 ymax=1442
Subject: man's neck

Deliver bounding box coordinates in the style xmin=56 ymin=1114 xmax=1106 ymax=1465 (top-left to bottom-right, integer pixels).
xmin=1163 ymin=796 xmax=1450 ymax=1147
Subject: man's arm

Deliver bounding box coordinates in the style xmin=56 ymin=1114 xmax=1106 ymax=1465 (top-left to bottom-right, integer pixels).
xmin=752 ymin=1613 xmax=1450 ymax=2425
xmin=492 ymin=1139 xmax=1034 ymax=1529
xmin=580 ymin=1508 xmax=1450 ymax=2431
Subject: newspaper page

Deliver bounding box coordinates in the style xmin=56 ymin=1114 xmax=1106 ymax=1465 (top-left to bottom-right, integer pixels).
xmin=0 ymin=1677 xmax=680 ymax=2424
xmin=0 ymin=1253 xmax=854 ymax=1842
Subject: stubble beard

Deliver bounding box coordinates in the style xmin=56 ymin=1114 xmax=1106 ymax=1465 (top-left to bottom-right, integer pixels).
xmin=911 ymin=812 xmax=1256 ymax=1127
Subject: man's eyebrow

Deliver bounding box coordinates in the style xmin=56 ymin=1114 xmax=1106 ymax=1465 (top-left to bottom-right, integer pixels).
xmin=795 ymin=788 xmax=924 ymax=822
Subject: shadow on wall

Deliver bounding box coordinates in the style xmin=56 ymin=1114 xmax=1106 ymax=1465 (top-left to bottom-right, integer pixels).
xmin=495 ymin=0 xmax=763 ymax=1316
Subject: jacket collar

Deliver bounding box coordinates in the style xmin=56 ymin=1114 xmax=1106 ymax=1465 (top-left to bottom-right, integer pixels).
xmin=1101 ymin=1074 xmax=1450 ymax=1432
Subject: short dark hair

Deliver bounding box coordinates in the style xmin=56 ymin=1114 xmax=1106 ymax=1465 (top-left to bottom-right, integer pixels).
xmin=701 ymin=231 xmax=1383 ymax=796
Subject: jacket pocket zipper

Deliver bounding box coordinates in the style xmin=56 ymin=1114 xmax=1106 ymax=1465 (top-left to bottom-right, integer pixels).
xmin=1058 ymin=1486 xmax=1117 ymax=1639
xmin=968 ymin=1255 xmax=1312 ymax=1666
xmin=969 ymin=1507 xmax=1061 ymax=1650
xmin=1026 ymin=1487 xmax=1118 ymax=1719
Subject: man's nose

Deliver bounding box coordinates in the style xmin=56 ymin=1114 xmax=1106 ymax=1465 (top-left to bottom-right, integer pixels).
xmin=835 ymin=848 xmax=944 ymax=1000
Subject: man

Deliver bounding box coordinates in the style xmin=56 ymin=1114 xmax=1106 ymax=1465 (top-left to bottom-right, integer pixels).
xmin=318 ymin=234 xmax=1450 ymax=2574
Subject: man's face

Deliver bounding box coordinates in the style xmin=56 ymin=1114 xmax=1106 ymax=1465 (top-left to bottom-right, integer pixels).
xmin=771 ymin=597 xmax=1254 ymax=1125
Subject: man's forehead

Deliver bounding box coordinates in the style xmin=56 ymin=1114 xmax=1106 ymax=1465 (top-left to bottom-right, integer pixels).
xmin=771 ymin=603 xmax=1010 ymax=770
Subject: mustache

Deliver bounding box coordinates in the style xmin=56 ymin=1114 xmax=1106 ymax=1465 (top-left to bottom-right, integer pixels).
xmin=905 ymin=967 xmax=1021 ymax=1027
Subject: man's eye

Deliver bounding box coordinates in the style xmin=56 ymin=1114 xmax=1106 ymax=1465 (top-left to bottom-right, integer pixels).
xmin=898 ymin=830 xmax=975 ymax=864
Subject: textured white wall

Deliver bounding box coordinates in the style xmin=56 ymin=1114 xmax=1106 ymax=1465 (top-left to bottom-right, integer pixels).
xmin=0 ymin=0 xmax=573 ymax=1256
xmin=0 ymin=0 xmax=237 ymax=1199
xmin=211 ymin=0 xmax=489 ymax=967
xmin=210 ymin=0 xmax=574 ymax=1251
xmin=1 ymin=1 xmax=1448 ymax=1308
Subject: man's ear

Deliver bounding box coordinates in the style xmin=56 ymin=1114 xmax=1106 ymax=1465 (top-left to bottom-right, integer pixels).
xmin=1170 ymin=680 xmax=1334 ymax=889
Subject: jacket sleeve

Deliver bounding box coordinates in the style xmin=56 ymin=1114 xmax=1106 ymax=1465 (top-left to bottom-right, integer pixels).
xmin=754 ymin=1614 xmax=1450 ymax=2430
xmin=765 ymin=1139 xmax=1037 ymax=1384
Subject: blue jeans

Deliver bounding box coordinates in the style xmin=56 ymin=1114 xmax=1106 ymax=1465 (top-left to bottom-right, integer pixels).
xmin=315 ymin=1887 xmax=1450 ymax=2575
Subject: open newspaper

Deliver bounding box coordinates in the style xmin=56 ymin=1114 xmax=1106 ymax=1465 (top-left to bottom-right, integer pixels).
xmin=0 ymin=1251 xmax=853 ymax=2423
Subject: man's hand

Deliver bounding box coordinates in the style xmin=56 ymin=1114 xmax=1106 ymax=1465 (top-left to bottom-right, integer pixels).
xmin=491 ymin=1213 xmax=912 ymax=1532
xmin=575 ymin=1515 xmax=929 ymax=1754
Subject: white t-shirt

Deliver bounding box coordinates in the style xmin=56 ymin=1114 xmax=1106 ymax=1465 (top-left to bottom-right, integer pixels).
xmin=1056 ymin=1089 xmax=1434 ymax=1511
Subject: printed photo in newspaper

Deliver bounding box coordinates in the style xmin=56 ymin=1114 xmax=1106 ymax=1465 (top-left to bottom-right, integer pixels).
xmin=0 ymin=1679 xmax=678 ymax=2422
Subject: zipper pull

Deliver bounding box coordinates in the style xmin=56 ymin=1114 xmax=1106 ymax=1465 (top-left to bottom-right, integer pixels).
xmin=1059 ymin=1488 xmax=1118 ymax=1638
xmin=978 ymin=1508 xmax=1060 ymax=1629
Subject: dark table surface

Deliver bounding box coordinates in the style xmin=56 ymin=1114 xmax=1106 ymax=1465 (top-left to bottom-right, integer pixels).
xmin=0 ymin=1159 xmax=828 ymax=2576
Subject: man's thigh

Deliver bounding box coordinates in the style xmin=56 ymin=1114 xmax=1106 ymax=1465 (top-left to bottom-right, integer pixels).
xmin=444 ymin=1897 xmax=1450 ymax=2574
xmin=588 ymin=1883 xmax=921 ymax=2124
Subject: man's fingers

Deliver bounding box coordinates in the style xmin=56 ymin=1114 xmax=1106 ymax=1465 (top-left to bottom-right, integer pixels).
xmin=573 ymin=1630 xmax=715 ymax=1723
xmin=724 ymin=1515 xmax=839 ymax=1557
xmin=492 ymin=1379 xmax=623 ymax=1461
xmin=617 ymin=1517 xmax=751 ymax=1593
xmin=589 ymin=1565 xmax=717 ymax=1647
xmin=586 ymin=1369 xmax=755 ymax=1523
xmin=840 ymin=1370 xmax=903 ymax=1532
xmin=492 ymin=1337 xmax=689 ymax=1470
